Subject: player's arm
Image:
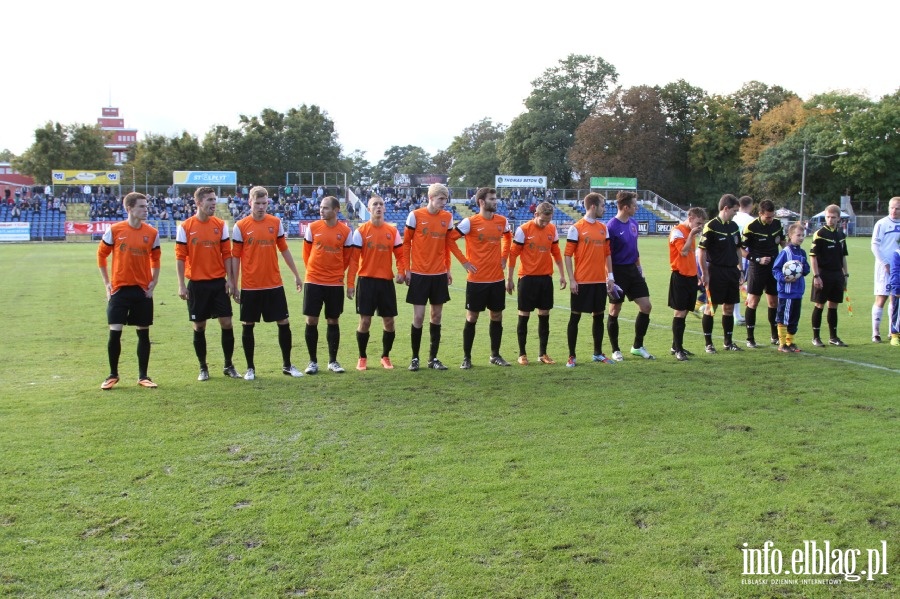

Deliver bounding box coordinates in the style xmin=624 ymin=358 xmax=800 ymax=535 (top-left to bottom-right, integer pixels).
xmin=564 ymin=253 xmax=577 ymax=294
xmin=500 ymin=225 xmax=512 ymax=271
xmin=392 ymin=235 xmax=405 ymax=283
xmin=552 ymin=243 xmax=566 ymax=289
xmin=146 ymin=239 xmax=162 ymax=298
xmin=345 ymin=245 xmax=360 ymax=300
xmin=696 ymin=247 xmax=708 ymax=287
xmin=176 ymin=259 xmax=189 ymax=300
xmin=401 ymin=216 xmax=415 ymax=284
xmin=448 ymin=223 xmax=475 ymax=273
xmin=810 ymin=254 xmax=823 ymax=289
xmin=281 ymin=248 xmax=302 ymax=292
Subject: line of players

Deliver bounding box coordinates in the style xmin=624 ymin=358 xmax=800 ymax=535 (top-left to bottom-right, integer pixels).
xmin=96 ymin=185 xmax=876 ymax=388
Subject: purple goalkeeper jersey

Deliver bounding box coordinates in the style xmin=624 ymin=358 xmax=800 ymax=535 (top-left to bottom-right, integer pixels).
xmin=607 ymin=216 xmax=640 ymax=265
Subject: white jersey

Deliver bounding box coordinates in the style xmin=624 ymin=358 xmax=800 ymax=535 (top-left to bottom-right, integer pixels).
xmin=732 ymin=211 xmax=754 ymax=234
xmin=871 ymin=216 xmax=900 ymax=266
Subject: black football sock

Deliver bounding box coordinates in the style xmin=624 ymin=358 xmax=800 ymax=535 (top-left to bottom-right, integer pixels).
xmin=357 ymin=331 xmax=370 ymax=358
xmin=634 ymin=311 xmax=649 ymax=348
xmin=537 ymin=314 xmax=550 ymax=355
xmin=136 ymin=328 xmax=151 ymax=380
xmin=193 ymin=328 xmax=207 ymax=369
xmin=429 ymin=323 xmax=441 ymax=361
xmin=462 ymin=320 xmax=476 ymax=360
xmin=242 ymin=324 xmax=255 ymax=369
xmin=673 ymin=316 xmax=686 ymax=351
xmin=607 ymin=315 xmax=620 ymax=352
xmin=811 ymin=306 xmax=823 ymax=339
xmin=768 ymin=307 xmax=778 ymax=339
xmin=107 ymin=329 xmax=122 ymax=377
xmin=827 ymin=307 xmax=838 ymax=339
xmin=278 ymin=323 xmax=292 ymax=368
xmin=745 ymin=306 xmax=757 ymax=342
xmin=410 ymin=325 xmax=422 ymax=360
xmin=702 ymin=313 xmax=713 ymax=346
xmin=326 ymin=323 xmax=340 ymax=363
xmin=592 ymin=314 xmax=605 ymax=355
xmin=489 ymin=320 xmax=502 ymax=356
xmin=567 ymin=313 xmax=581 ymax=357
xmin=382 ymin=330 xmax=395 ymax=357
xmin=221 ymin=327 xmax=235 ymax=367
xmin=723 ymin=315 xmax=734 ymax=345
xmin=305 ymin=324 xmax=318 ymax=363
xmin=517 ymin=314 xmax=530 ymax=355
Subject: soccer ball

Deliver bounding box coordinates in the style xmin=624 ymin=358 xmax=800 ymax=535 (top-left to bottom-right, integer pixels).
xmin=782 ymin=260 xmax=803 ymax=282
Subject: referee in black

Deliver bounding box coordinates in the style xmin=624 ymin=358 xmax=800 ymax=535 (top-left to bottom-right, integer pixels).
xmin=697 ymin=194 xmax=744 ymax=353
xmin=809 ymin=204 xmax=850 ymax=346
xmin=740 ymin=199 xmax=785 ymax=347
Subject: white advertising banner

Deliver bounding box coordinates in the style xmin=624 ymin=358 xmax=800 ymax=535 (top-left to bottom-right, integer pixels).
xmin=0 ymin=222 xmax=30 ymax=241
xmin=495 ymin=175 xmax=547 ymax=188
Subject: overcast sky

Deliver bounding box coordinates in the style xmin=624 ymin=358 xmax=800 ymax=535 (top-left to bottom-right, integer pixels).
xmin=5 ymin=1 xmax=897 ymax=163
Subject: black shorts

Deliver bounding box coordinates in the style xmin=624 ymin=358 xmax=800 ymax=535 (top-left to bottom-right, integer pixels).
xmin=746 ymin=260 xmax=778 ymax=297
xmin=570 ymin=282 xmax=607 ymax=314
xmin=107 ymin=285 xmax=153 ymax=327
xmin=303 ymin=283 xmax=345 ymax=319
xmin=187 ymin=278 xmax=232 ymax=322
xmin=707 ymin=264 xmax=741 ymax=305
xmin=465 ymin=281 xmax=506 ymax=313
xmin=610 ymin=263 xmax=650 ymax=304
xmin=517 ymin=275 xmax=553 ymax=312
xmin=668 ymin=271 xmax=698 ymax=312
xmin=240 ymin=287 xmax=289 ymax=323
xmin=406 ymin=273 xmax=450 ymax=306
xmin=356 ymin=276 xmax=398 ymax=317
xmin=810 ymin=270 xmax=845 ymax=305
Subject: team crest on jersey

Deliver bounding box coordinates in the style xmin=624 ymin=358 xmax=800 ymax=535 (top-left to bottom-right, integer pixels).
xmin=441 ymin=221 xmax=447 ymax=228
xmin=336 ymin=233 xmax=343 ymax=241
xmin=213 ymin=227 xmax=219 ymax=235
xmin=385 ymin=232 xmax=392 ymax=240
xmin=143 ymin=236 xmax=149 ymax=243
xmin=268 ymin=227 xmax=274 ymax=234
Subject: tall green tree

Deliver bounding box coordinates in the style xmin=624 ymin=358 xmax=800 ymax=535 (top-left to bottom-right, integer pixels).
xmin=13 ymin=122 xmax=112 ymax=182
xmin=0 ymin=149 xmax=16 ymax=162
xmin=445 ymin=118 xmax=505 ymax=187
xmin=373 ymin=145 xmax=434 ymax=184
xmin=500 ymin=54 xmax=618 ymax=188
xmin=688 ymin=95 xmax=745 ymax=203
xmin=570 ymin=86 xmax=676 ymax=197
xmin=658 ymin=79 xmax=707 ymax=199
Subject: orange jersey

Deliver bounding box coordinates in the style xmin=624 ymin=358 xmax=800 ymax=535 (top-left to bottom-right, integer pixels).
xmin=448 ymin=213 xmax=512 ymax=283
xmin=509 ymin=220 xmax=561 ymax=277
xmin=97 ymin=220 xmax=162 ymax=293
xmin=175 ymin=215 xmax=231 ymax=281
xmin=401 ymin=207 xmax=453 ymax=275
xmin=303 ymin=220 xmax=354 ymax=286
xmin=231 ymin=214 xmax=289 ymax=290
xmin=564 ymin=217 xmax=610 ymax=284
xmin=350 ymin=220 xmax=403 ymax=280
xmin=669 ymin=222 xmax=698 ymax=276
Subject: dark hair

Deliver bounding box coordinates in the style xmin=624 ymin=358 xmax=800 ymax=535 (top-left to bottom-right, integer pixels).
xmin=616 ymin=190 xmax=637 ymax=209
xmin=718 ymin=194 xmax=739 ymax=211
xmin=758 ymin=199 xmax=775 ymax=214
xmin=194 ymin=186 xmax=215 ymax=201
xmin=584 ymin=192 xmax=604 ymax=209
xmin=475 ymin=187 xmax=497 ymax=203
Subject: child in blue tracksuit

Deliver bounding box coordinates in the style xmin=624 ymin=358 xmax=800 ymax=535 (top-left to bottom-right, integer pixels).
xmin=889 ymin=244 xmax=900 ymax=345
xmin=772 ymin=223 xmax=811 ymax=352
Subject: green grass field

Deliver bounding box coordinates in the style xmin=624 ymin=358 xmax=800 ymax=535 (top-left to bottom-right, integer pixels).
xmin=0 ymin=237 xmax=897 ymax=598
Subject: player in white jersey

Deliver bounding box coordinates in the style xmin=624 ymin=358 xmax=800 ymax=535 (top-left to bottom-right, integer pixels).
xmin=870 ymin=197 xmax=900 ymax=342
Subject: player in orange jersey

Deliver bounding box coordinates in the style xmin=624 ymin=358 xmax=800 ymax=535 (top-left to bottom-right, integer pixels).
xmin=506 ymin=202 xmax=567 ymax=365
xmin=232 ymin=186 xmax=303 ymax=380
xmin=667 ymin=207 xmax=706 ymax=361
xmin=176 ymin=186 xmax=241 ymax=381
xmin=448 ymin=187 xmax=513 ymax=368
xmin=348 ymin=195 xmax=405 ymax=370
xmin=564 ymin=192 xmax=614 ymax=368
xmin=97 ymin=192 xmax=161 ymax=390
xmin=302 ymin=196 xmax=355 ymax=374
xmin=400 ymin=183 xmax=455 ymax=371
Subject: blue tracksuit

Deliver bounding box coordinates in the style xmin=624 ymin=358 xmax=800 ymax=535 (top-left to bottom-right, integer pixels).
xmin=772 ymin=244 xmax=810 ymax=333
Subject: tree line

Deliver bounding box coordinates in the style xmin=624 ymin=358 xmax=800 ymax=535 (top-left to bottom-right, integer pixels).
xmin=8 ymin=54 xmax=898 ymax=214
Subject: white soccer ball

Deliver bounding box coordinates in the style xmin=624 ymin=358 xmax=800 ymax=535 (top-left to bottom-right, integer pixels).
xmin=782 ymin=260 xmax=803 ymax=282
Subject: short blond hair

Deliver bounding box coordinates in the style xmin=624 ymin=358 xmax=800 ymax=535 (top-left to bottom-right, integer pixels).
xmin=249 ymin=186 xmax=268 ymax=201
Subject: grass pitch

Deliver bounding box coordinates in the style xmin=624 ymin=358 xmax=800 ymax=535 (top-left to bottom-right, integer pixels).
xmin=0 ymin=238 xmax=896 ymax=597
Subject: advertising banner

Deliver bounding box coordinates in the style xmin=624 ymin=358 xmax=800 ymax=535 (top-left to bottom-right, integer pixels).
xmin=495 ymin=175 xmax=547 ymax=188
xmin=51 ymin=171 xmax=121 ymax=184
xmin=590 ymin=177 xmax=638 ymax=189
xmin=173 ymin=171 xmax=238 ymax=186
xmin=0 ymin=222 xmax=30 ymax=241
xmin=65 ymin=221 xmax=118 ymax=235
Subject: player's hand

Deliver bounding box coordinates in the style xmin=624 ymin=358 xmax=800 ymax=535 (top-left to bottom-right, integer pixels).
xmin=814 ymin=277 xmax=823 ymax=289
xmin=559 ymin=277 xmax=567 ymax=290
xmin=506 ymin=279 xmax=515 ymax=295
xmin=447 ymin=272 xmax=453 ymax=285
xmin=462 ymin=262 xmax=477 ymax=274
xmin=224 ymin=280 xmax=234 ymax=298
xmin=295 ymin=277 xmax=302 ymax=292
xmin=145 ymin=281 xmax=156 ymax=298
xmin=760 ymin=256 xmax=771 ymax=265
xmin=404 ymin=271 xmax=411 ymax=286
xmin=570 ymin=280 xmax=579 ymax=295
xmin=395 ymin=272 xmax=405 ymax=284
xmin=232 ymin=289 xmax=241 ymax=304
xmin=178 ymin=285 xmax=189 ymax=300
xmin=346 ymin=287 xmax=355 ymax=300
